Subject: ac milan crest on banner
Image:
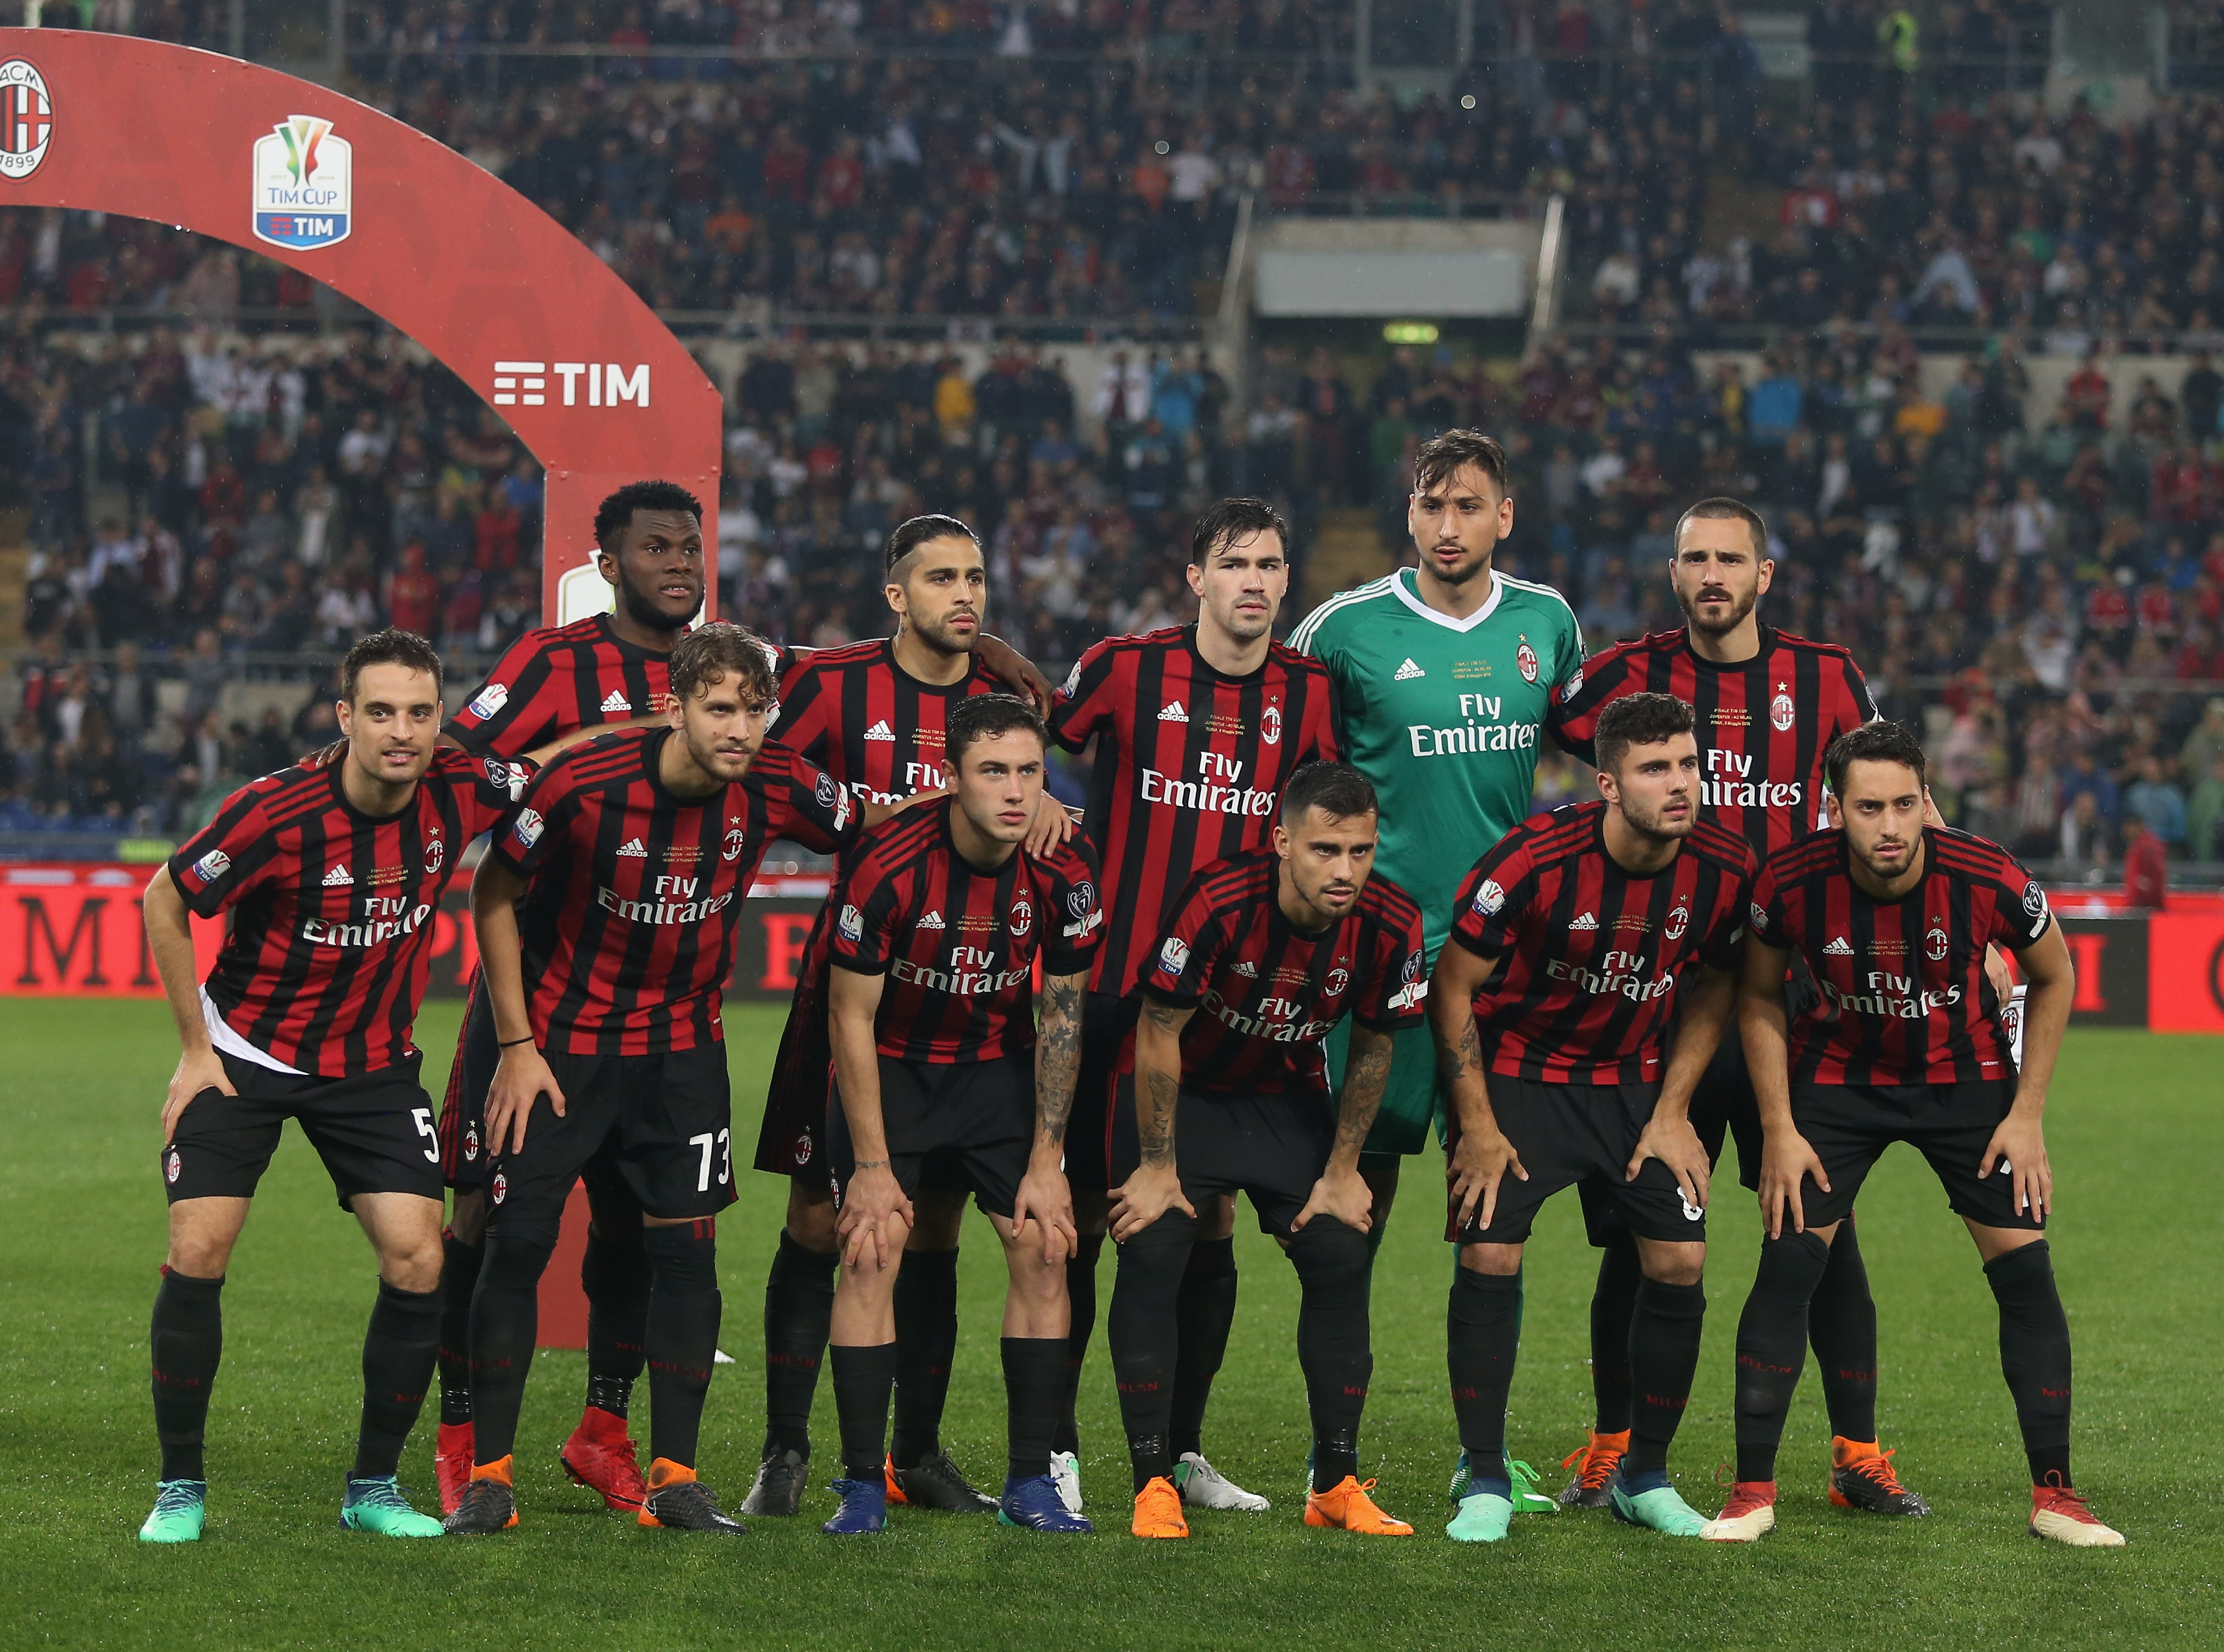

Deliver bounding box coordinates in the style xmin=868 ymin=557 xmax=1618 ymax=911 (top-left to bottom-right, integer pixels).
xmin=0 ymin=58 xmax=51 ymax=180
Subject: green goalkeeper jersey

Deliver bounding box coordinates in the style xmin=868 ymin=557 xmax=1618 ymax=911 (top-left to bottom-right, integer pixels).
xmin=1290 ymin=567 xmax=1586 ymax=954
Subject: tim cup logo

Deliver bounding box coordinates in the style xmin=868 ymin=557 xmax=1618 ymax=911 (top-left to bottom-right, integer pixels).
xmin=253 ymin=114 xmax=352 ymax=250
xmin=0 ymin=61 xmax=52 ymax=182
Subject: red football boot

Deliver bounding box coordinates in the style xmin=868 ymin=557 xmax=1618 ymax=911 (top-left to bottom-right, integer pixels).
xmin=560 ymin=1406 xmax=648 ymax=1511
xmin=435 ymin=1420 xmax=474 ymax=1517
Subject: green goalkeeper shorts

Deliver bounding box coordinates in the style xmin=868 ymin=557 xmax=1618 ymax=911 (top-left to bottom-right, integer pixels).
xmin=1323 ymin=1017 xmax=1446 ymax=1160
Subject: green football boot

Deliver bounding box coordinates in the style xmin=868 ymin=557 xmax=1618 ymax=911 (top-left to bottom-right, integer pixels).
xmin=1608 ymin=1471 xmax=1709 ymax=1537
xmin=139 ymin=1479 xmax=206 ymax=1544
xmin=1507 ymin=1458 xmax=1556 ymax=1514
xmin=1446 ymin=1482 xmax=1515 ymax=1544
xmin=340 ymin=1475 xmax=445 ymax=1537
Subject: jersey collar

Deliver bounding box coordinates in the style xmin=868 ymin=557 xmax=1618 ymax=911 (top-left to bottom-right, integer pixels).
xmin=1678 ymin=620 xmax=1776 ymax=673
xmin=1391 ymin=567 xmax=1503 ymax=633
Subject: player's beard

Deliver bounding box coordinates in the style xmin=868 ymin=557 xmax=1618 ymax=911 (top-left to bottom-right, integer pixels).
xmin=1621 ymin=795 xmax=1694 ymax=843
xmin=1676 ymin=579 xmax=1757 ymax=638
xmin=909 ymin=610 xmax=978 ymax=658
xmin=619 ymin=576 xmax=698 ymax=635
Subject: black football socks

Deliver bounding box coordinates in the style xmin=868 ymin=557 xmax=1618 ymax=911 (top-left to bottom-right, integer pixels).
xmin=1732 ymin=1228 xmax=1832 ymax=1483
xmin=643 ymin=1220 xmax=720 ymax=1471
xmin=1624 ymin=1276 xmax=1705 ymax=1477
xmin=1108 ymin=1209 xmax=1193 ymax=1490
xmin=762 ymin=1229 xmax=836 ymax=1458
xmin=830 ymin=1342 xmax=898 ymax=1481
xmin=1289 ymin=1218 xmax=1372 ymax=1493
xmin=1807 ymin=1213 xmax=1881 ymax=1443
xmin=581 ymin=1221 xmax=650 ymax=1421
xmin=1587 ymin=1234 xmax=1642 ymax=1434
xmin=890 ymin=1247 xmax=959 ymax=1470
xmin=1987 ymin=1240 xmax=2074 ymax=1485
xmin=1054 ymin=1229 xmax=1105 ymax=1457
xmin=150 ymin=1269 xmax=224 ymax=1482
xmin=355 ymin=1280 xmax=441 ymax=1479
xmin=468 ymin=1222 xmax=559 ymax=1465
xmin=438 ymin=1228 xmax=483 ymax=1427
xmin=1447 ymin=1265 xmax=1522 ymax=1490
xmin=1169 ymin=1235 xmax=1237 ymax=1460
xmin=1002 ymin=1336 xmax=1066 ymax=1484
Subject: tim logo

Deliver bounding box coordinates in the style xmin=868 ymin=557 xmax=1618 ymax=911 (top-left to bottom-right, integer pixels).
xmin=0 ymin=60 xmax=52 ymax=182
xmin=253 ymin=115 xmax=352 ymax=249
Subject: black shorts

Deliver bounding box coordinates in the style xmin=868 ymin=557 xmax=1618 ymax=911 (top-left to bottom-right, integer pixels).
xmin=1447 ymin=1076 xmax=1707 ymax=1247
xmin=827 ymin=1053 xmax=1034 ymax=1220
xmin=1109 ymin=1074 xmax=1333 ymax=1238
xmin=1065 ymin=990 xmax=1137 ymax=1195
xmin=436 ymin=971 xmax=499 ymax=1190
xmin=753 ymin=969 xmax=832 ymax=1181
xmin=163 ymin=1052 xmax=443 ymax=1210
xmin=486 ymin=1044 xmax=734 ymax=1230
xmin=1788 ymin=1078 xmax=2042 ymax=1232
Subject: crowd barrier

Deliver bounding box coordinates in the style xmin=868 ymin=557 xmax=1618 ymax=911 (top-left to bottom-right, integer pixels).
xmin=8 ymin=865 xmax=2224 ymax=1033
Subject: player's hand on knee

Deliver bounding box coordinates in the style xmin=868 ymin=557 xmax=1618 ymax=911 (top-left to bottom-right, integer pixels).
xmin=1294 ymin=1162 xmax=1372 ymax=1235
xmin=1981 ymin=1113 xmax=2051 ymax=1220
xmin=163 ymin=1048 xmax=235 ymax=1145
xmin=486 ymin=1045 xmax=562 ymax=1155
xmin=1108 ymin=1163 xmax=1193 ymax=1242
xmin=1628 ymin=1115 xmax=1710 ymax=1212
xmin=838 ymin=1165 xmax=913 ymax=1269
xmin=1012 ymin=1161 xmax=1078 ymax=1265
xmin=1758 ymin=1131 xmax=1827 ymax=1238
xmin=1448 ymin=1128 xmax=1524 ymax=1232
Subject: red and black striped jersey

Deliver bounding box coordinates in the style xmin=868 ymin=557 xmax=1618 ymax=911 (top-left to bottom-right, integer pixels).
xmin=445 ymin=614 xmax=792 ymax=759
xmin=1049 ymin=625 xmax=1339 ymax=1000
xmin=1448 ymin=802 xmax=1757 ymax=1085
xmin=1547 ymin=625 xmax=1875 ymax=863
xmin=168 ymin=747 xmax=530 ymax=1076
xmin=1748 ymin=826 xmax=2055 ymax=1085
xmin=1139 ymin=848 xmax=1428 ymax=1098
xmin=827 ymin=798 xmax=1100 ymax=1064
xmin=771 ymin=638 xmax=1004 ymax=812
xmin=492 ymin=728 xmax=855 ymax=1054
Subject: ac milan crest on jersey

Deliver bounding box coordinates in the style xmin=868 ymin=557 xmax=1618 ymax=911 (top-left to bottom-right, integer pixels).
xmin=1050 ymin=626 xmax=1341 ymax=998
xmin=1516 ymin=640 xmax=1540 ymax=683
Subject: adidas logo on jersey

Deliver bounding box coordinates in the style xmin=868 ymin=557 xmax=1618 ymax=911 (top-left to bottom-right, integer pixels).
xmin=864 ymin=719 xmax=896 ymax=743
xmin=601 ymin=690 xmax=631 ymax=714
xmin=1569 ymin=912 xmax=1598 ymax=930
xmin=917 ymin=911 xmax=945 ymax=930
xmin=1825 ymin=936 xmax=1854 ymax=956
xmin=321 ymin=863 xmax=353 ymax=887
xmin=618 ymin=838 xmax=648 ymax=858
xmin=1393 ymin=657 xmax=1426 ymax=680
xmin=1158 ymin=701 xmax=1189 ymax=722
xmin=1233 ymin=961 xmax=1257 ymax=977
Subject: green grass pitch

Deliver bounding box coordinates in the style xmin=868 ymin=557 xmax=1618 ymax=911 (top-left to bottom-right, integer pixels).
xmin=1 ymin=1000 xmax=2217 ymax=1649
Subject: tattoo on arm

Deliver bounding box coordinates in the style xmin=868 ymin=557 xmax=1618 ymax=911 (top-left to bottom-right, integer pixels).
xmin=1034 ymin=974 xmax=1082 ymax=1145
xmin=1335 ymin=1030 xmax=1394 ymax=1156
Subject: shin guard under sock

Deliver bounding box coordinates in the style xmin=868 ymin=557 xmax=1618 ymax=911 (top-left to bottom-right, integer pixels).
xmin=1807 ymin=1213 xmax=1880 ymax=1443
xmin=1170 ymin=1235 xmax=1237 ymax=1460
xmin=355 ymin=1280 xmax=441 ymax=1479
xmin=830 ymin=1342 xmax=898 ymax=1480
xmin=150 ymin=1269 xmax=224 ymax=1483
xmin=643 ymin=1221 xmax=721 ymax=1471
xmin=469 ymin=1224 xmax=558 ymax=1465
xmin=1002 ymin=1336 xmax=1067 ymax=1483
xmin=1732 ymin=1228 xmax=1831 ymax=1483
xmin=1625 ymin=1277 xmax=1706 ymax=1475
xmin=1986 ymin=1240 xmax=2073 ymax=1485
xmin=1291 ymin=1220 xmax=1372 ymax=1492
xmin=1056 ymin=1230 xmax=1105 ymax=1457
xmin=1108 ymin=1212 xmax=1193 ymax=1491
xmin=762 ymin=1229 xmax=836 ymax=1457
xmin=890 ymin=1248 xmax=959 ymax=1470
xmin=1447 ymin=1265 xmax=1522 ymax=1488
xmin=438 ymin=1230 xmax=483 ymax=1427
xmin=1587 ymin=1235 xmax=1641 ymax=1435
xmin=581 ymin=1224 xmax=650 ymax=1420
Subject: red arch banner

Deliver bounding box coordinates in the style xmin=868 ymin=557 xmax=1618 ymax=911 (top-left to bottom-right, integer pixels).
xmin=0 ymin=30 xmax=722 ymax=625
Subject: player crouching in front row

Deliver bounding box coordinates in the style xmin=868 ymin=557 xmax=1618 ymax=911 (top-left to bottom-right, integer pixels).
xmin=1430 ymin=693 xmax=1757 ymax=1542
xmin=818 ymin=694 xmax=1100 ymax=1535
xmin=1109 ymin=761 xmax=1429 ymax=1539
xmin=1711 ymin=720 xmax=2123 ymax=1547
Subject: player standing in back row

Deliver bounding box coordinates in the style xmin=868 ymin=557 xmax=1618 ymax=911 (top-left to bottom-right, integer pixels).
xmin=1047 ymin=498 xmax=1341 ymax=1515
xmin=1544 ymin=498 xmax=1914 ymax=1516
xmin=137 ymin=630 xmax=529 ymax=1543
xmin=1289 ymin=431 xmax=1583 ymax=1243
